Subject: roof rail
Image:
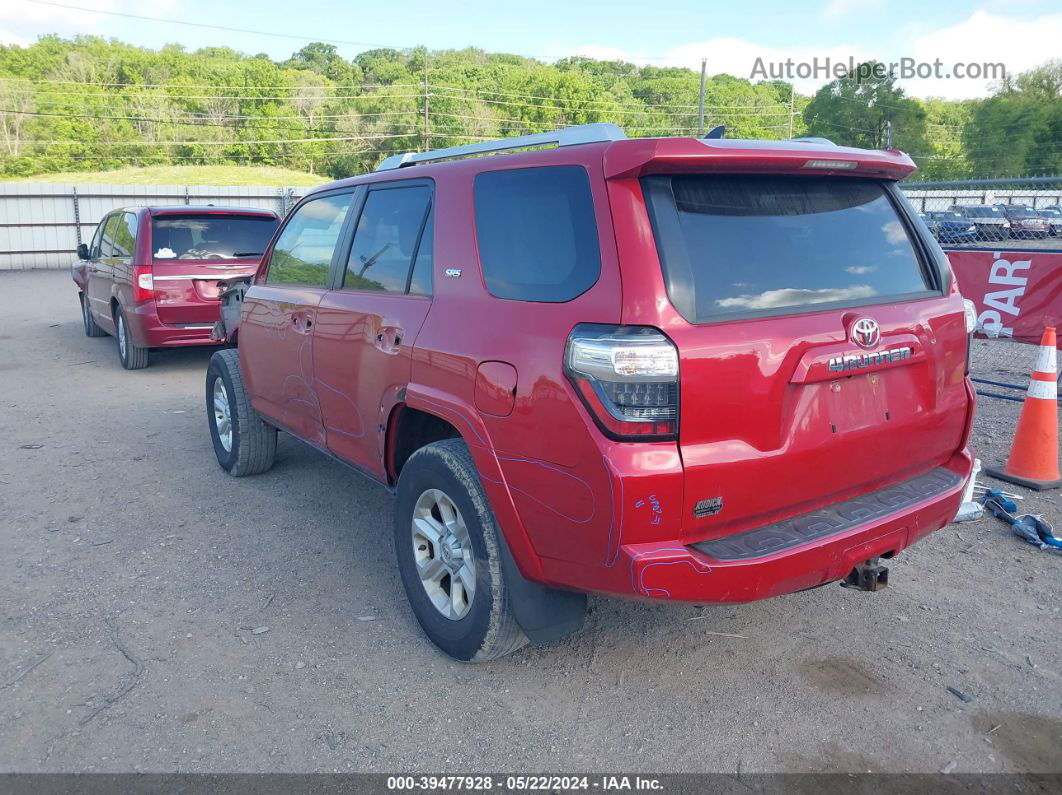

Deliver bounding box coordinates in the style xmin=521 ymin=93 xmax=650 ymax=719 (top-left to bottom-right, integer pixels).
xmin=375 ymin=123 xmax=627 ymax=171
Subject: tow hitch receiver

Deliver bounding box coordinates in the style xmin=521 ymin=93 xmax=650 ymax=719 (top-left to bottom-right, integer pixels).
xmin=842 ymin=557 xmax=889 ymax=592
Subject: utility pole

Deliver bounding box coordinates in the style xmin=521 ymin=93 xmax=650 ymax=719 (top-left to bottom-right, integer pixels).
xmin=697 ymin=58 xmax=706 ymax=137
xmin=422 ymin=52 xmax=430 ymax=151
xmin=885 ymin=119 xmax=893 ymax=149
xmin=788 ymin=85 xmax=795 ymax=139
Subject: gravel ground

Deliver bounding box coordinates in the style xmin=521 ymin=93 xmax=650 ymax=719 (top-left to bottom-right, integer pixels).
xmin=1 ymin=269 xmax=1059 ymax=774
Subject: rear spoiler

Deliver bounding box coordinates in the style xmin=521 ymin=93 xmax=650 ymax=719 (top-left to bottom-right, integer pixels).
xmin=602 ymin=137 xmax=917 ymax=181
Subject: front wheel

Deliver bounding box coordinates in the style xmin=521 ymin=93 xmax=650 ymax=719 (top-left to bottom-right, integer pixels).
xmin=116 ymin=309 xmax=148 ymax=370
xmin=394 ymin=439 xmax=528 ymax=661
xmin=206 ymin=348 xmax=277 ymax=477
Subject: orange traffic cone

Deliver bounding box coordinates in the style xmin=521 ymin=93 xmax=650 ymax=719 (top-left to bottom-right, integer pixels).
xmin=985 ymin=327 xmax=1061 ymax=490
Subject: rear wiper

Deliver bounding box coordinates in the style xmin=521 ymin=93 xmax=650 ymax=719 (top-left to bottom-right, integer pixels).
xmin=233 ymin=252 xmax=263 ymax=257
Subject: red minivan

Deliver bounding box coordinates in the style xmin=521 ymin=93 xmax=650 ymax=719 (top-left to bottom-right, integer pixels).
xmin=205 ymin=125 xmax=976 ymax=661
xmin=72 ymin=206 xmax=280 ymax=369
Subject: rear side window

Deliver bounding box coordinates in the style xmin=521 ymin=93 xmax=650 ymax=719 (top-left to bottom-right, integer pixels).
xmin=99 ymin=214 xmax=122 ymax=258
xmin=343 ymin=184 xmax=432 ymax=294
xmin=113 ymin=212 xmax=138 ymax=261
xmin=267 ymin=193 xmax=351 ymax=287
xmin=642 ymin=175 xmax=933 ymax=323
xmin=474 ymin=166 xmax=601 ymax=302
xmin=153 ymin=214 xmax=278 ymax=261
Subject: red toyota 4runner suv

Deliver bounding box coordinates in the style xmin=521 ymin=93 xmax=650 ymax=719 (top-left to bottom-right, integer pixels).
xmin=72 ymin=206 xmax=280 ymax=369
xmin=205 ymin=125 xmax=976 ymax=661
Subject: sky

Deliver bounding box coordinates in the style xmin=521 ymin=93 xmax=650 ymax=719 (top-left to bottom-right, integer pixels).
xmin=2 ymin=0 xmax=1060 ymax=99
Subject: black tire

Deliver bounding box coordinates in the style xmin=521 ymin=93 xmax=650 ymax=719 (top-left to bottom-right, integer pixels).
xmin=116 ymin=308 xmax=149 ymax=370
xmin=394 ymin=439 xmax=528 ymax=661
xmin=206 ymin=348 xmax=277 ymax=477
xmin=80 ymin=293 xmax=106 ymax=337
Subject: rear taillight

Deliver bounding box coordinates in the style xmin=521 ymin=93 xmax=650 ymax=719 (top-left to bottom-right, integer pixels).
xmin=564 ymin=324 xmax=679 ymax=441
xmin=962 ymin=298 xmax=977 ymax=375
xmin=132 ymin=265 xmax=153 ymax=303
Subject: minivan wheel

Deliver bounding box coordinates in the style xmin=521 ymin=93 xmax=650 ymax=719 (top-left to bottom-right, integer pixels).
xmin=394 ymin=439 xmax=528 ymax=661
xmin=116 ymin=310 xmax=149 ymax=370
xmin=81 ymin=294 xmax=106 ymax=337
xmin=206 ymin=348 xmax=277 ymax=477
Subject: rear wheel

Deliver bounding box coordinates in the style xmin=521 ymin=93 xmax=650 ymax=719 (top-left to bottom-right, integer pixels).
xmin=394 ymin=439 xmax=528 ymax=661
xmin=116 ymin=309 xmax=149 ymax=370
xmin=81 ymin=294 xmax=106 ymax=337
xmin=206 ymin=348 xmax=277 ymax=476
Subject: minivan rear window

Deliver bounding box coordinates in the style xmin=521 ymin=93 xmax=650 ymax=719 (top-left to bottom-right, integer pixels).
xmin=642 ymin=175 xmax=934 ymax=323
xmin=152 ymin=214 xmax=279 ymax=261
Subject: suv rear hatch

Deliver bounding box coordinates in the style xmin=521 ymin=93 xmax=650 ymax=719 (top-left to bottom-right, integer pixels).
xmin=625 ymin=164 xmax=970 ymax=543
xmin=150 ymin=213 xmax=278 ymax=325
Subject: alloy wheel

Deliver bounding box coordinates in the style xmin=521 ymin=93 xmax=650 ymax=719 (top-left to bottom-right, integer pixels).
xmin=411 ymin=488 xmax=476 ymax=620
xmin=212 ymin=377 xmax=233 ymax=453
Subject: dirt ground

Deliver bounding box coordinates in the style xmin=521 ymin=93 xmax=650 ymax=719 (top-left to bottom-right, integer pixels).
xmin=1 ymin=269 xmax=1059 ymax=774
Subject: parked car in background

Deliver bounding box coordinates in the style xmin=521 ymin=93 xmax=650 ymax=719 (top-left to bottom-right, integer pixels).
xmin=923 ymin=210 xmax=978 ymax=244
xmin=949 ymin=204 xmax=1011 ymax=240
xmin=204 ymin=125 xmax=975 ymax=661
xmin=1036 ymin=206 xmax=1062 ymax=236
xmin=997 ymin=205 xmax=1049 ymax=239
xmin=71 ymin=206 xmax=281 ymax=369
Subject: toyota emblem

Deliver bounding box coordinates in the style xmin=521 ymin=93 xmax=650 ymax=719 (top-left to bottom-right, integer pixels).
xmin=851 ymin=318 xmax=881 ymax=349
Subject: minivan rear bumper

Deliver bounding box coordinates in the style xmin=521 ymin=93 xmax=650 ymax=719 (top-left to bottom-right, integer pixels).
xmin=538 ymin=448 xmax=972 ymax=602
xmin=126 ymin=300 xmax=224 ymax=348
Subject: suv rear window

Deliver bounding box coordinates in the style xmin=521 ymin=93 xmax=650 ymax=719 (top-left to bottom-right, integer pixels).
xmin=152 ymin=214 xmax=278 ymax=261
xmin=642 ymin=175 xmax=933 ymax=323
xmin=474 ymin=166 xmax=601 ymax=302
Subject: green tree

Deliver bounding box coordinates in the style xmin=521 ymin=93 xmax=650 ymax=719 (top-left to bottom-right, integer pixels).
xmin=803 ymin=61 xmax=931 ymax=157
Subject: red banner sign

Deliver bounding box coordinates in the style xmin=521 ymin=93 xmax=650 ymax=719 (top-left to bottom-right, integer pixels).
xmin=946 ymin=248 xmax=1062 ymax=348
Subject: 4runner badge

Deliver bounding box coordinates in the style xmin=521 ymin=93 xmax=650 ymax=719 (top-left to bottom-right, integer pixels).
xmin=850 ymin=317 xmax=881 ymax=349
xmin=828 ymin=346 xmax=912 ymax=372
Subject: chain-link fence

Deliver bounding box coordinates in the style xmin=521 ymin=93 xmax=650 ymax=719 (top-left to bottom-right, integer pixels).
xmin=901 ymin=177 xmax=1062 ymax=250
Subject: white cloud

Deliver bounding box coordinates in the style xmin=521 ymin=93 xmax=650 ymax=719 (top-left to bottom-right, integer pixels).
xmin=571 ymin=9 xmax=1062 ymax=100
xmin=903 ymin=10 xmax=1062 ymax=99
xmin=821 ymin=0 xmax=884 ymax=22
xmin=0 ymin=0 xmax=179 ymax=42
xmin=572 ymin=38 xmax=872 ymax=97
xmin=0 ymin=0 xmax=118 ymax=33
xmin=717 ymin=285 xmax=876 ymax=310
xmin=0 ymin=27 xmax=29 ymax=46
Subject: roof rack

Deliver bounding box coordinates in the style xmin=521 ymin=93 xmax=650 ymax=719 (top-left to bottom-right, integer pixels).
xmin=374 ymin=123 xmax=627 ymax=171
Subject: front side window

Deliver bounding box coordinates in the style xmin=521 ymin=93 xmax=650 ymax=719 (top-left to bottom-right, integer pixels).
xmin=343 ymin=185 xmax=432 ymax=294
xmin=642 ymin=175 xmax=933 ymax=323
xmin=474 ymin=166 xmax=601 ymax=302
xmin=153 ymin=214 xmax=278 ymax=261
xmin=266 ymin=194 xmax=352 ymax=287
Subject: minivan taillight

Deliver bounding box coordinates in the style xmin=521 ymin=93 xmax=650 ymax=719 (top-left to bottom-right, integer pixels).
xmin=564 ymin=324 xmax=679 ymax=441
xmin=132 ymin=265 xmax=154 ymax=303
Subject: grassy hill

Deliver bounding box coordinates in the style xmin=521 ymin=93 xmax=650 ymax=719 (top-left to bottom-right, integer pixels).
xmin=6 ymin=165 xmax=324 ymax=187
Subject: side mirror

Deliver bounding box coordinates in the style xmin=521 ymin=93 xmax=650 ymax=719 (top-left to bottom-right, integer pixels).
xmin=77 ymin=243 xmax=90 ymax=260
